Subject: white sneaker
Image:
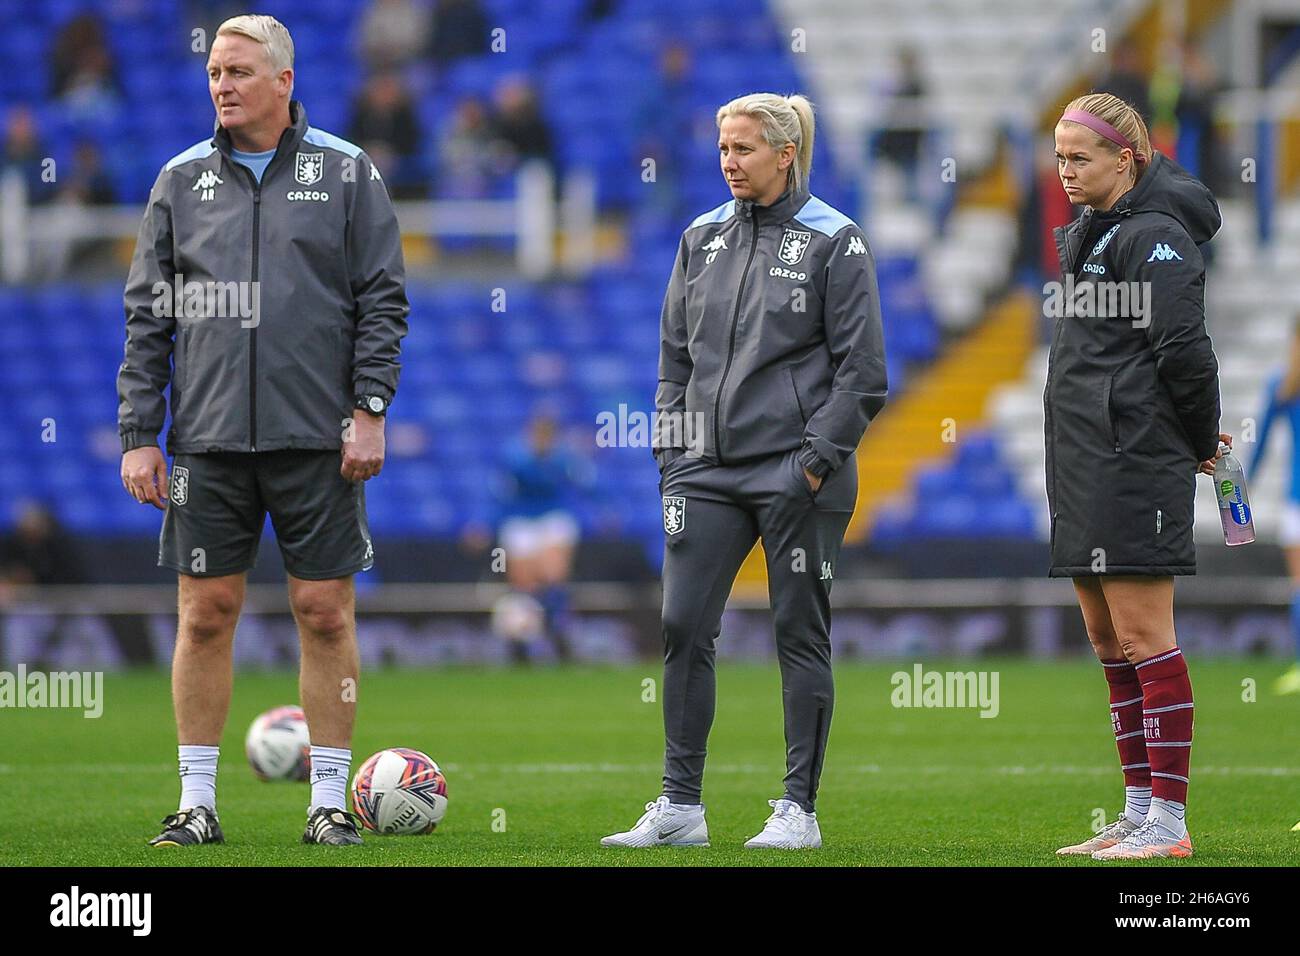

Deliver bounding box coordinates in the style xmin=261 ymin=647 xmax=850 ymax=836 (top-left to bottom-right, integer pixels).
xmin=744 ymin=798 xmax=822 ymax=849
xmin=600 ymin=796 xmax=709 ymax=847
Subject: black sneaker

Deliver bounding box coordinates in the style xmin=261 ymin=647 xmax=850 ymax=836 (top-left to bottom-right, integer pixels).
xmin=148 ymin=806 xmax=224 ymax=847
xmin=303 ymin=807 xmax=363 ymax=845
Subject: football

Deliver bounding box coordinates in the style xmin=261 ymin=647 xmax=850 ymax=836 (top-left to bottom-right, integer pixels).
xmin=351 ymin=747 xmax=449 ymax=835
xmin=244 ymin=705 xmax=312 ymax=782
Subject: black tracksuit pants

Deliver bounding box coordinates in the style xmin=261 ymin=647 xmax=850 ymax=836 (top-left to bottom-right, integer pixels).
xmin=658 ymin=446 xmax=857 ymax=813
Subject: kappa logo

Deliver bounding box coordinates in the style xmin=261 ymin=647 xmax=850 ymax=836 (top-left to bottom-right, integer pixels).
xmin=701 ymin=234 xmax=727 ymax=265
xmin=1092 ymin=224 xmax=1121 ymax=256
xmin=191 ymin=169 xmax=222 ymax=201
xmin=844 ymin=235 xmax=866 ymax=256
xmin=779 ymin=228 xmax=812 ymax=265
xmin=169 ymin=466 xmax=190 ymax=507
xmin=363 ymin=538 xmax=374 ymax=562
xmin=369 ymin=162 xmax=382 ymax=182
xmin=295 ymin=151 xmax=324 ymax=186
xmin=820 ymin=560 xmax=833 ymax=580
xmin=1146 ymin=242 xmax=1183 ymax=262
xmin=663 ymin=495 xmax=686 ymax=535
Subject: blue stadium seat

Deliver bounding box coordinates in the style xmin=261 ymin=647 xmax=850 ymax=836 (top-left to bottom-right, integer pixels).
xmin=0 ymin=0 xmax=973 ymax=546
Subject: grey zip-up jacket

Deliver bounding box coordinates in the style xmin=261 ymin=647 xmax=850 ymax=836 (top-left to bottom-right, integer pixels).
xmin=653 ymin=184 xmax=887 ymax=477
xmin=117 ymin=100 xmax=409 ymax=454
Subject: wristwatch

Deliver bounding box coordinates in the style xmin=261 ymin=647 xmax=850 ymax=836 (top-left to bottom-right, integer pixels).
xmin=354 ymin=394 xmax=389 ymax=416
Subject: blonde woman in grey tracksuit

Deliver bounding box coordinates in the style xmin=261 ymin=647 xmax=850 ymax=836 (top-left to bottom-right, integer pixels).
xmin=602 ymin=92 xmax=888 ymax=850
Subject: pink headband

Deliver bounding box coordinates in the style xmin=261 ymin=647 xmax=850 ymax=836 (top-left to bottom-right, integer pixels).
xmin=1061 ymin=109 xmax=1145 ymax=163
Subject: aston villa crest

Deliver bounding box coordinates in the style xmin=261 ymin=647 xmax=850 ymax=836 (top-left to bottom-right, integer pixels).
xmin=170 ymin=466 xmax=189 ymax=507
xmin=663 ymin=495 xmax=686 ymax=535
xmin=295 ymin=151 xmax=324 ymax=186
xmin=1092 ymin=224 xmax=1121 ymax=256
xmin=779 ymin=228 xmax=811 ymax=265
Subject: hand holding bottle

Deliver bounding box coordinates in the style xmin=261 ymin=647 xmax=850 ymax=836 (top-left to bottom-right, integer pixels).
xmin=1197 ymin=432 xmax=1232 ymax=476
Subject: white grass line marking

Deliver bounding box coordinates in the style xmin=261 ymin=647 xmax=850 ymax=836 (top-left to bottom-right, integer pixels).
xmin=0 ymin=763 xmax=1294 ymax=777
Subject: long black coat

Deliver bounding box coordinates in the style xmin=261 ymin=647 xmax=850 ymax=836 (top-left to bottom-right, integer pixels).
xmin=1044 ymin=153 xmax=1222 ymax=576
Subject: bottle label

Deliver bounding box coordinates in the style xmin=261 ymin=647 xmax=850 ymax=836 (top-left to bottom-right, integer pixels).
xmin=1230 ymin=500 xmax=1251 ymax=526
xmin=1218 ymin=478 xmax=1251 ymax=526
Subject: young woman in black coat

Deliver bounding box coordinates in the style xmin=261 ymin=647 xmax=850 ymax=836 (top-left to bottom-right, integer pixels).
xmin=1045 ymin=93 xmax=1230 ymax=860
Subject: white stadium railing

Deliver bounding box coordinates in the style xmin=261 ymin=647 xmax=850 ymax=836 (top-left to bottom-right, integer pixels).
xmin=0 ymin=159 xmax=596 ymax=283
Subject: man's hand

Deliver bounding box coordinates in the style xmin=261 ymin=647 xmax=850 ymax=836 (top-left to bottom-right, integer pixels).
xmin=803 ymin=466 xmax=823 ymax=494
xmin=121 ymin=445 xmax=169 ymax=509
xmin=341 ymin=410 xmax=385 ymax=482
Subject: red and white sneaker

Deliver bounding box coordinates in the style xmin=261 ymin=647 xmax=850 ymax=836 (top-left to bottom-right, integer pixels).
xmin=1091 ymin=820 xmax=1193 ymax=860
xmin=1056 ymin=815 xmax=1140 ymax=855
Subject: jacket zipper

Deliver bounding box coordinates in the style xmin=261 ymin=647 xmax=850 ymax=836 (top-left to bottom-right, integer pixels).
xmin=246 ymin=168 xmax=262 ymax=451
xmin=1045 ymin=213 xmax=1100 ymax=514
xmin=713 ymin=211 xmax=759 ymax=464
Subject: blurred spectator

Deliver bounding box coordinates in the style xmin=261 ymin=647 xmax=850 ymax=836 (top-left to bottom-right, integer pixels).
xmin=0 ymin=501 xmax=83 ymax=586
xmin=348 ymin=71 xmax=426 ymax=199
xmin=476 ymin=414 xmax=594 ymax=662
xmin=60 ymin=140 xmax=116 ymax=206
xmin=34 ymin=140 xmax=119 ymax=276
xmin=1175 ymin=44 xmax=1226 ymax=194
xmin=429 ymin=0 xmax=489 ymax=65
xmin=1096 ymin=43 xmax=1152 ymax=126
xmin=358 ymin=0 xmax=429 ymax=71
xmin=437 ymin=95 xmax=499 ymax=196
xmin=871 ymin=46 xmax=928 ymax=201
xmin=634 ymin=42 xmax=695 ymax=221
xmin=489 ymin=76 xmax=554 ymax=170
xmin=1014 ymin=133 xmax=1079 ymax=304
xmin=1 ymin=106 xmax=50 ymax=202
xmin=582 ymin=0 xmax=617 ymax=22
xmin=50 ymin=13 xmax=122 ymax=115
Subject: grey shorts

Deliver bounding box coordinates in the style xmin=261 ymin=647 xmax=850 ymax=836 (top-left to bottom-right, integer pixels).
xmin=158 ymin=450 xmax=373 ymax=579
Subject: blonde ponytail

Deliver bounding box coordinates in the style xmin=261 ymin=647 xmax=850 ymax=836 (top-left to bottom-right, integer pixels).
xmin=787 ymin=94 xmax=815 ymax=194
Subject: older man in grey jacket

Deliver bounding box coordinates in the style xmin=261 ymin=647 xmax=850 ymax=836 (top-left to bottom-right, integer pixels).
xmin=117 ymin=14 xmax=408 ymax=849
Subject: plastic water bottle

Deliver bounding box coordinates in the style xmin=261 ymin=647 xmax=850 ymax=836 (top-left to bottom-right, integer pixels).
xmin=1213 ymin=443 xmax=1255 ymax=546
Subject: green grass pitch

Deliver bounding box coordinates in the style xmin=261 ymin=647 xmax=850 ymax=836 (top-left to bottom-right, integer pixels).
xmin=2 ymin=660 xmax=1297 ymax=866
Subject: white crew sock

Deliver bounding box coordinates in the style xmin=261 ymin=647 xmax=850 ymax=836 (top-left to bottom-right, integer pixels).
xmin=178 ymin=745 xmax=219 ymax=812
xmin=308 ymin=746 xmax=351 ymax=813
xmin=1123 ymin=785 xmax=1152 ymax=826
xmin=1146 ymin=796 xmax=1187 ymax=839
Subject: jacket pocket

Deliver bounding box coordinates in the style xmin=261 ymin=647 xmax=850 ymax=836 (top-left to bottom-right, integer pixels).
xmin=339 ymin=326 xmax=354 ymax=395
xmin=173 ymin=326 xmax=188 ymax=394
xmin=1101 ymin=372 xmax=1120 ymax=452
xmin=791 ymin=447 xmax=820 ymax=501
xmin=786 ymin=366 xmax=808 ymax=424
